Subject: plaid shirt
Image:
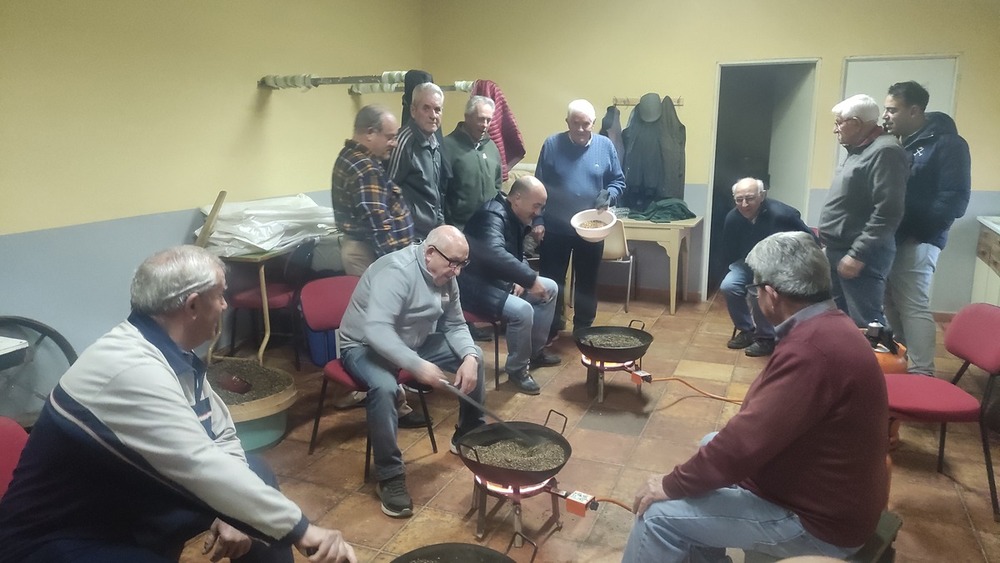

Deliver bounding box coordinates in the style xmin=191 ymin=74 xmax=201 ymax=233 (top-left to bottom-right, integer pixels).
xmin=331 ymin=140 xmax=414 ymax=256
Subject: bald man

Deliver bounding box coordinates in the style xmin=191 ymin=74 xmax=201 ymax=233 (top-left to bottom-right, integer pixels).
xmin=721 ymin=178 xmax=815 ymax=357
xmin=338 ymin=226 xmax=486 ymax=519
xmin=459 ymin=176 xmax=561 ymax=395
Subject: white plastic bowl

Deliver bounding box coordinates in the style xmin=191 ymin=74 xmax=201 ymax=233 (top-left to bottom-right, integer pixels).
xmin=571 ymin=209 xmax=617 ymax=242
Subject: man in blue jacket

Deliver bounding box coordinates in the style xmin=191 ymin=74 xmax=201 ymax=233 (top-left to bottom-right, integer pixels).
xmin=721 ymin=178 xmax=814 ymax=357
xmin=882 ymin=81 xmax=971 ymax=375
xmin=536 ymin=99 xmax=626 ymax=341
xmin=459 ymin=176 xmax=561 ymax=395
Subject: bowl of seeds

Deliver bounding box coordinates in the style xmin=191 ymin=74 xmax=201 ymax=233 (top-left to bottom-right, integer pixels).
xmin=571 ymin=209 xmax=617 ymax=242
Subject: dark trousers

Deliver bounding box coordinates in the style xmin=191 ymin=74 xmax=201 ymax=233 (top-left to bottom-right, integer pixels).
xmin=25 ymin=455 xmax=293 ymax=563
xmin=539 ymin=230 xmax=604 ymax=338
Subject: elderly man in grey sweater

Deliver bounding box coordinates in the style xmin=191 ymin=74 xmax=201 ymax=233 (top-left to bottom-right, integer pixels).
xmin=339 ymin=225 xmax=486 ymax=519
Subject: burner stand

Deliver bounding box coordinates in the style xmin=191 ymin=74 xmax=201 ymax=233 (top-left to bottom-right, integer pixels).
xmin=472 ymin=476 xmax=562 ymax=547
xmin=581 ymin=355 xmax=643 ymax=403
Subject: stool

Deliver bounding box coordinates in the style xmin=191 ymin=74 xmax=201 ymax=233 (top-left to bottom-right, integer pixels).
xmin=743 ymin=511 xmax=902 ymax=563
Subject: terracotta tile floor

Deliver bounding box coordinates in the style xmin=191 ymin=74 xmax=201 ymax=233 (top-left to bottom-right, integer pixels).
xmin=182 ymin=293 xmax=1000 ymax=562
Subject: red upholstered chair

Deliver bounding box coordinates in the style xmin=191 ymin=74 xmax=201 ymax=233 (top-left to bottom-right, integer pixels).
xmin=228 ymin=239 xmax=317 ymax=369
xmin=1 ymin=416 xmax=29 ymax=496
xmin=885 ymin=302 xmax=1000 ymax=521
xmin=463 ymin=309 xmax=501 ymax=390
xmin=300 ymin=277 xmax=436 ymax=476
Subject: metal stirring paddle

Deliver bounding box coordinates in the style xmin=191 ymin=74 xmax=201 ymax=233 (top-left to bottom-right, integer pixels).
xmin=437 ymin=379 xmax=537 ymax=445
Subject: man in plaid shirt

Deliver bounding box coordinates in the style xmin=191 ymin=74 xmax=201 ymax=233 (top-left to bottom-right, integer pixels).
xmin=332 ymin=105 xmax=415 ymax=276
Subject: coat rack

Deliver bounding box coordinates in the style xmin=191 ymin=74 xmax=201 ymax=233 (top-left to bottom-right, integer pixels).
xmin=613 ymin=96 xmax=684 ymax=107
xmin=258 ymin=71 xmax=473 ymax=95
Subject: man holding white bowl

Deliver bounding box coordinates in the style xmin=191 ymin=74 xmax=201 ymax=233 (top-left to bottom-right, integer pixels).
xmin=535 ymin=99 xmax=627 ymax=342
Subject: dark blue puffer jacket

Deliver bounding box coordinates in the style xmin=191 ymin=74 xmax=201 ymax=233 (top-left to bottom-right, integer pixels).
xmin=896 ymin=112 xmax=971 ymax=249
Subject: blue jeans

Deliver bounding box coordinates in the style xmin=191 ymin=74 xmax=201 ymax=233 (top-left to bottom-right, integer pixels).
xmin=885 ymin=240 xmax=941 ymax=375
xmin=622 ymin=434 xmax=859 ymax=563
xmin=720 ymin=262 xmax=774 ymax=340
xmin=502 ymin=276 xmax=558 ymax=374
xmin=825 ymin=243 xmax=895 ymax=327
xmin=341 ymin=334 xmax=485 ymax=482
xmin=539 ymin=230 xmax=603 ymax=338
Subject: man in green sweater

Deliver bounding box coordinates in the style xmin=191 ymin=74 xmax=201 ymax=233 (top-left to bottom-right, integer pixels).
xmin=442 ymin=95 xmax=502 ymax=230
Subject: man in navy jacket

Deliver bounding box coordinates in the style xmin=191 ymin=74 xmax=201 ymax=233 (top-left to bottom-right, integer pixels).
xmin=721 ymin=178 xmax=814 ymax=356
xmin=459 ymin=176 xmax=560 ymax=394
xmin=882 ymin=81 xmax=971 ymax=375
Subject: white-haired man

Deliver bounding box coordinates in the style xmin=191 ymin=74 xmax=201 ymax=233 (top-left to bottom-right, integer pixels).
xmin=625 ymin=232 xmax=888 ymax=563
xmin=0 ymin=246 xmax=356 ymax=563
xmin=442 ymin=95 xmax=502 ymax=230
xmin=388 ymin=82 xmax=447 ymax=240
xmin=818 ymin=94 xmax=907 ymax=327
xmin=721 ymin=177 xmax=814 ymax=357
xmin=535 ymin=99 xmax=626 ymax=341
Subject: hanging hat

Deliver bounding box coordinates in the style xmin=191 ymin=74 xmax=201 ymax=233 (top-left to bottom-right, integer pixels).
xmin=637 ymin=93 xmax=662 ymax=123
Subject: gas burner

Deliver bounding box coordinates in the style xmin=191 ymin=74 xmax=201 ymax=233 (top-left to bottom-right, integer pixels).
xmin=475 ymin=474 xmax=551 ymax=496
xmin=580 ymin=354 xmax=643 ymax=403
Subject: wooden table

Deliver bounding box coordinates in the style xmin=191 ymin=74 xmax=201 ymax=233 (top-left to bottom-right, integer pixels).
xmin=208 ymin=246 xmax=295 ymax=365
xmin=620 ymin=216 xmax=702 ymax=314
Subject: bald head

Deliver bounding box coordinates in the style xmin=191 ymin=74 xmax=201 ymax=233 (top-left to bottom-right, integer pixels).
xmin=509 ymin=175 xmax=547 ymax=225
xmin=732 ymin=177 xmax=766 ymax=220
xmin=423 ymin=225 xmax=469 ymax=286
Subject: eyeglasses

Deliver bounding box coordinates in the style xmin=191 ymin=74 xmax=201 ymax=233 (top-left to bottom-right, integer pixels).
xmin=734 ymin=195 xmax=759 ymax=205
xmin=745 ymin=282 xmax=769 ymax=297
xmin=835 ymin=117 xmax=859 ymax=130
xmin=430 ymin=245 xmax=470 ymax=269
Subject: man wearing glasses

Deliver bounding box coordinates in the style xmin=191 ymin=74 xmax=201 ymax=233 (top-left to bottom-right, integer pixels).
xmin=721 ymin=177 xmax=814 ymax=357
xmin=338 ymin=226 xmax=486 ymax=519
xmin=819 ymin=94 xmax=907 ymax=327
xmin=626 ymin=232 xmax=888 ymax=563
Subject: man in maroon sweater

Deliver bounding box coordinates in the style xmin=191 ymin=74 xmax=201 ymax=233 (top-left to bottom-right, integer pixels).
xmin=623 ymin=231 xmax=889 ymax=563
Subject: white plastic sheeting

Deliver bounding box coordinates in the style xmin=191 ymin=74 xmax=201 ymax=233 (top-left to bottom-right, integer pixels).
xmin=195 ymin=194 xmax=336 ymax=257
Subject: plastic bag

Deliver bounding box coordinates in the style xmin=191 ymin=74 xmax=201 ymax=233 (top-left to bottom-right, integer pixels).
xmin=194 ymin=194 xmax=336 ymax=257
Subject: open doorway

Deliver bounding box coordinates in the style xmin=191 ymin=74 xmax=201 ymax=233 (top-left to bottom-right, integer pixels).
xmin=707 ymin=61 xmax=817 ymax=290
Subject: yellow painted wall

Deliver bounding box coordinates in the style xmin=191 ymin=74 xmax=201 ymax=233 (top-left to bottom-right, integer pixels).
xmin=0 ymin=0 xmax=424 ymax=235
xmin=3 ymin=0 xmax=998 ymax=235
xmin=428 ymin=0 xmax=999 ymax=191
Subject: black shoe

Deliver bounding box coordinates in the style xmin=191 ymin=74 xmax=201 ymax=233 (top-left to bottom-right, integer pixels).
xmin=468 ymin=323 xmax=494 ymax=342
xmin=745 ymin=339 xmax=775 ymax=357
xmin=727 ymin=330 xmax=756 ymax=349
xmin=376 ymin=474 xmax=413 ymax=518
xmin=509 ymin=370 xmax=541 ymax=395
xmin=450 ymin=423 xmax=484 ymax=455
xmin=530 ymin=350 xmax=562 ymax=369
xmin=398 ymin=410 xmax=429 ymax=429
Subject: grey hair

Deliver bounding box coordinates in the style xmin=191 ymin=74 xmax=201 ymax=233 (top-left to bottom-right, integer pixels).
xmin=412 ymin=82 xmax=444 ymax=105
xmin=354 ymin=104 xmax=392 ymax=134
xmin=465 ymin=95 xmax=495 ymax=116
xmin=130 ymin=245 xmax=225 ymax=315
xmin=731 ymin=177 xmax=765 ymax=195
xmin=745 ymin=232 xmax=830 ymax=302
xmin=832 ymin=94 xmax=880 ymax=123
xmin=566 ymin=99 xmax=596 ymax=121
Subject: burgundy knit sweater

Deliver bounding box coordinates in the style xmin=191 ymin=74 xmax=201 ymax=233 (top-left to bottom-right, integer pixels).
xmin=662 ymin=308 xmax=889 ymax=547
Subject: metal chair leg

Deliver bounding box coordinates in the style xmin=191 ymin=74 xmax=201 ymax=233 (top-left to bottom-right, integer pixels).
xmin=980 ymin=419 xmax=1000 ymax=521
xmin=416 ymin=389 xmax=437 ymax=453
xmin=937 ymin=422 xmax=948 ymax=473
xmin=492 ymin=321 xmax=501 ymax=390
xmin=308 ymin=378 xmax=330 ymax=455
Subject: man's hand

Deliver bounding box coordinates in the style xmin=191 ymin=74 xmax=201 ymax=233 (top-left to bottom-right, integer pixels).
xmin=202 ymin=519 xmax=252 ymax=562
xmin=531 ymin=225 xmax=545 ymax=244
xmin=294 ymin=524 xmax=357 ymax=563
xmin=632 ymin=474 xmax=670 ymax=517
xmin=527 ymin=278 xmax=551 ymax=302
xmin=593 ymin=189 xmax=611 ymax=211
xmin=410 ymin=359 xmax=448 ymax=389
xmin=512 ymin=283 xmax=525 ymax=297
xmin=837 ymin=255 xmax=865 ymax=279
xmin=454 ymin=354 xmax=480 ymax=394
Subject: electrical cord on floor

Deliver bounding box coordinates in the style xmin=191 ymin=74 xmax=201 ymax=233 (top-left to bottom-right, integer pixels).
xmin=647 ymin=376 xmax=744 ymax=405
